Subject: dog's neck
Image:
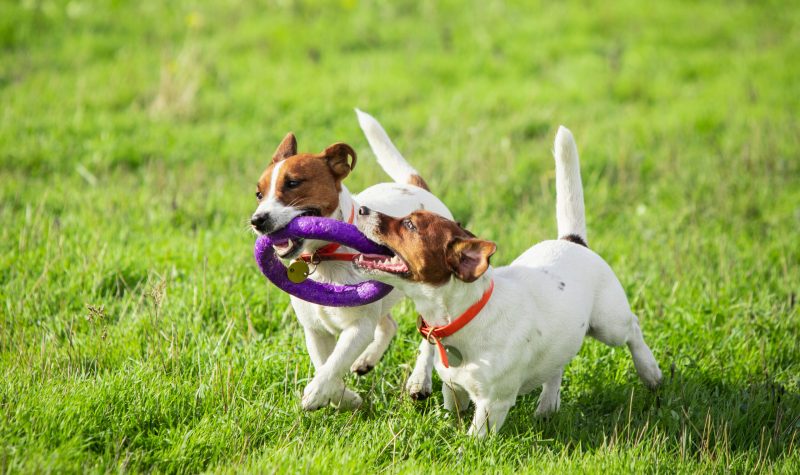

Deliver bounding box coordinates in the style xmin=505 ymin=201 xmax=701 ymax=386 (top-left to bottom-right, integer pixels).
xmin=310 ymin=186 xmax=359 ymax=281
xmin=411 ymin=270 xmax=495 ymax=327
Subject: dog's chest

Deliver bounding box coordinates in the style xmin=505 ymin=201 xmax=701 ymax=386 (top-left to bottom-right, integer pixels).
xmin=430 ymin=281 xmax=579 ymax=398
xmin=291 ymin=295 xmax=381 ymax=335
xmin=315 ymin=305 xmax=363 ymax=333
xmin=437 ymin=362 xmax=514 ymax=399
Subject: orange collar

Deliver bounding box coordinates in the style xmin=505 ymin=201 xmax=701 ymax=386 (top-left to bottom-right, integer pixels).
xmin=299 ymin=204 xmax=358 ymax=263
xmin=417 ymin=280 xmax=494 ymax=368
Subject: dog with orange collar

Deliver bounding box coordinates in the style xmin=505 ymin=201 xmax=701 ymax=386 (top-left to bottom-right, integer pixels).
xmin=250 ymin=110 xmax=452 ymax=410
xmin=353 ymin=126 xmax=663 ymax=436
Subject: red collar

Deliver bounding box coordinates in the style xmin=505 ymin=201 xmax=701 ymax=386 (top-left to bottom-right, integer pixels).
xmin=299 ymin=204 xmax=358 ymax=263
xmin=417 ymin=280 xmax=494 ymax=368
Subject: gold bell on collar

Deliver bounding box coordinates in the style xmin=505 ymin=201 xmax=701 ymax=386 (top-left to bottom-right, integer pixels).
xmin=287 ymin=259 xmax=310 ymax=283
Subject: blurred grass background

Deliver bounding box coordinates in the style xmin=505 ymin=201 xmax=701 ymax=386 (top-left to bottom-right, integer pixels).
xmin=1 ymin=0 xmax=798 ymax=473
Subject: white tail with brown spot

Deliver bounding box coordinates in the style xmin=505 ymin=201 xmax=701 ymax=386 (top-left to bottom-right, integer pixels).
xmin=356 ymin=109 xmax=428 ymax=190
xmin=554 ymin=126 xmax=587 ymax=246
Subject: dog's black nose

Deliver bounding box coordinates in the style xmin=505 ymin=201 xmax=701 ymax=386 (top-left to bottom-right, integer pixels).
xmin=251 ymin=213 xmax=272 ymax=233
xmin=358 ymin=206 xmax=371 ymax=216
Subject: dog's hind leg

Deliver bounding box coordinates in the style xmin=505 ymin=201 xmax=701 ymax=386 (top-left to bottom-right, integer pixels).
xmin=625 ymin=315 xmax=662 ymax=389
xmin=350 ymin=313 xmax=398 ymax=375
xmin=534 ymin=369 xmax=563 ymax=418
xmin=588 ymin=283 xmax=662 ymax=389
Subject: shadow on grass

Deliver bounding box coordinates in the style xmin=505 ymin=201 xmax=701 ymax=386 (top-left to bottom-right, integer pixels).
xmin=488 ymin=365 xmax=799 ymax=462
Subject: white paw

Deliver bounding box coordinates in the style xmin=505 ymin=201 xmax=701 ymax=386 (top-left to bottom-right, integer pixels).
xmin=301 ymin=376 xmax=342 ymax=411
xmin=331 ymin=388 xmax=363 ymax=411
xmin=534 ymin=399 xmax=560 ymax=418
xmin=302 ymin=377 xmax=363 ymax=411
xmin=350 ymin=354 xmax=376 ymax=375
xmin=406 ymin=374 xmax=432 ymax=400
xmin=639 ymin=364 xmax=663 ymax=390
xmin=467 ymin=423 xmax=489 ymax=438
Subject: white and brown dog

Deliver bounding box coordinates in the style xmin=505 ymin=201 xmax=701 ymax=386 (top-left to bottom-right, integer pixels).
xmin=353 ymin=126 xmax=663 ymax=436
xmin=250 ymin=110 xmax=449 ymax=410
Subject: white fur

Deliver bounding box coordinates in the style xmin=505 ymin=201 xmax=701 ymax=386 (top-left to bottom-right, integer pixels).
xmin=253 ymin=160 xmax=310 ymax=233
xmin=294 ymin=182 xmax=451 ymax=410
xmin=267 ymin=160 xmax=285 ymax=200
xmin=356 ymin=126 xmax=662 ymax=435
xmin=355 ymin=109 xmax=421 ymax=184
xmin=554 ymin=126 xmax=587 ymax=243
xmin=258 ymin=111 xmax=452 ymax=411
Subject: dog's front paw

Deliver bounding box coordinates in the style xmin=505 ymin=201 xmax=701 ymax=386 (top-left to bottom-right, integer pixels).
xmin=350 ymin=356 xmax=375 ymax=376
xmin=302 ymin=377 xmax=362 ymax=411
xmin=534 ymin=401 xmax=560 ymax=419
xmin=406 ymin=375 xmax=432 ymax=401
xmin=302 ymin=376 xmax=340 ymax=411
xmin=331 ymin=388 xmax=362 ymax=411
xmin=467 ymin=423 xmax=490 ymax=438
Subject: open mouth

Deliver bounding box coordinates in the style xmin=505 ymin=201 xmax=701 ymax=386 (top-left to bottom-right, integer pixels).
xmin=269 ymin=209 xmax=320 ymax=257
xmin=354 ymin=252 xmax=410 ymax=276
xmin=272 ymin=238 xmax=303 ymax=258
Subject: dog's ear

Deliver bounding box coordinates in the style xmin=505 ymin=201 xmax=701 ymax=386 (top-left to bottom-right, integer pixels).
xmin=456 ymin=222 xmax=477 ymax=238
xmin=446 ymin=237 xmax=496 ymax=282
xmin=272 ymin=132 xmax=297 ymax=163
xmin=323 ymin=142 xmax=357 ymax=180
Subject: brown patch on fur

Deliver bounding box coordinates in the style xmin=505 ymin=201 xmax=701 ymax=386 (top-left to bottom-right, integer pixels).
xmin=561 ymin=234 xmax=588 ymax=248
xmin=407 ymin=174 xmax=430 ymax=191
xmin=256 ymin=137 xmax=358 ymax=216
xmin=323 ymin=143 xmax=357 ymax=179
xmin=446 ymin=237 xmax=496 ymax=282
xmin=372 ymin=210 xmax=496 ymax=285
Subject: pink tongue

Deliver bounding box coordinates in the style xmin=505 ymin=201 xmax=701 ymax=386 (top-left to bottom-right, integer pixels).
xmin=273 ymin=239 xmax=290 ymax=247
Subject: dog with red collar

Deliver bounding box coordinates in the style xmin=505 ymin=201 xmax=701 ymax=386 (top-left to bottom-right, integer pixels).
xmin=250 ymin=110 xmax=451 ymax=410
xmin=353 ymin=126 xmax=663 ymax=436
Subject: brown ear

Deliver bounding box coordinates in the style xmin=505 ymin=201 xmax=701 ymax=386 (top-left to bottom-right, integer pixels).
xmin=272 ymin=133 xmax=297 ymax=163
xmin=323 ymin=143 xmax=357 ymax=180
xmin=446 ymin=237 xmax=497 ymax=282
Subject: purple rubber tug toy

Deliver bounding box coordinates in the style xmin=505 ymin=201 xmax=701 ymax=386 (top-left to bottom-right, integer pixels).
xmin=254 ymin=216 xmax=394 ymax=307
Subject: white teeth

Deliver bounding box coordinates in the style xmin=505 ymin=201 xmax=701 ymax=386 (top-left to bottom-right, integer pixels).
xmin=354 ymin=253 xmax=409 ymax=274
xmin=273 ymin=239 xmax=296 ymax=256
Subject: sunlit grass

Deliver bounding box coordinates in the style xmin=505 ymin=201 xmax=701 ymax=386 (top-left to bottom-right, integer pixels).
xmin=1 ymin=0 xmax=798 ymax=472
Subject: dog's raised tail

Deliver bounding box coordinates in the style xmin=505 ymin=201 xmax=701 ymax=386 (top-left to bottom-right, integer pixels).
xmin=355 ymin=108 xmax=430 ymax=191
xmin=554 ymin=126 xmax=588 ymax=247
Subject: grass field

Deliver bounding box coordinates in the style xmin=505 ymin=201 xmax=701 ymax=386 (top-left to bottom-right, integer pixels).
xmin=2 ymin=0 xmax=799 ymax=472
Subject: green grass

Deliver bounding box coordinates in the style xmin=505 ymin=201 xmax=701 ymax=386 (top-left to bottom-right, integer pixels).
xmin=1 ymin=0 xmax=799 ymax=472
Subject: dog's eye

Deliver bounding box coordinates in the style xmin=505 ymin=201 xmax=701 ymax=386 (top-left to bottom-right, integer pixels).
xmin=285 ymin=179 xmax=302 ymax=190
xmin=255 ymin=191 xmax=263 ymax=201
xmin=403 ymin=218 xmax=417 ymax=232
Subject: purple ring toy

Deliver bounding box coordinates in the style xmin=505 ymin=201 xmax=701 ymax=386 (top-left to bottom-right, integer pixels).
xmin=254 ymin=216 xmax=394 ymax=307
